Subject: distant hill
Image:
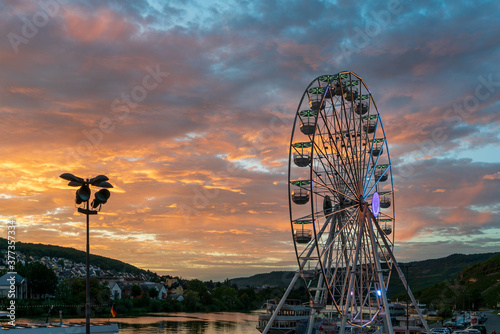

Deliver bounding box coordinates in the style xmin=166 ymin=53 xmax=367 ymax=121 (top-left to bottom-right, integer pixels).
xmin=230 ymin=271 xmax=304 ymax=289
xmin=413 ymin=253 xmax=500 ymax=310
xmin=388 ymin=252 xmax=498 ymax=298
xmin=0 ymin=237 xmax=149 ymax=276
xmin=230 ymin=253 xmax=499 ymax=298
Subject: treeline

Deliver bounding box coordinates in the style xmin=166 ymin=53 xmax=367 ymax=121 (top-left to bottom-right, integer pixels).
xmin=2 ymin=263 xmax=309 ymax=317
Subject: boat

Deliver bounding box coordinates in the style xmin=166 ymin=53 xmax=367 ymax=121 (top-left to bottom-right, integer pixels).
xmin=257 ymin=299 xmax=311 ymax=334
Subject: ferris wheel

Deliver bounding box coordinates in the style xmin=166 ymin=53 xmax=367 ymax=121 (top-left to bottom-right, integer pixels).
xmin=288 ymin=71 xmax=396 ymax=328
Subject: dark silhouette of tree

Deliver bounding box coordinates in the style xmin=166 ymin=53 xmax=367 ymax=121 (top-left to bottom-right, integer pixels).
xmin=148 ymin=287 xmax=159 ymax=299
xmin=186 ymin=279 xmax=208 ymax=297
xmin=130 ymin=284 xmax=142 ymax=298
xmin=15 ymin=262 xmax=57 ymax=298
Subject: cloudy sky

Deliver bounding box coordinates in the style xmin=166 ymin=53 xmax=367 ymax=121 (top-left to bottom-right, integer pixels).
xmin=1 ymin=0 xmax=499 ymax=281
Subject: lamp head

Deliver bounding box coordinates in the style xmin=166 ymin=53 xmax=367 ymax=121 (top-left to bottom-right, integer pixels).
xmin=75 ymin=185 xmax=91 ymax=204
xmin=91 ymin=189 xmax=111 ymax=209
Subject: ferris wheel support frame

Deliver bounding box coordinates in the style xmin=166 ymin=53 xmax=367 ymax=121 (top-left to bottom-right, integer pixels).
xmin=261 ymin=271 xmax=301 ymax=334
xmin=370 ymin=209 xmax=431 ymax=334
xmin=282 ymin=71 xmax=429 ymax=333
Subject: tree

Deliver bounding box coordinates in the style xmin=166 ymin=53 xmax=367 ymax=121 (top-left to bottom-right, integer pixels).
xmin=16 ymin=262 xmax=58 ymax=298
xmin=184 ymin=290 xmax=201 ymax=311
xmin=130 ymin=284 xmax=142 ymax=298
xmin=202 ymin=291 xmax=213 ymax=306
xmin=186 ymin=279 xmax=208 ymax=297
xmin=68 ymin=277 xmax=110 ymax=305
xmin=55 ymin=279 xmax=73 ymax=305
xmin=212 ymin=286 xmax=239 ymax=310
xmin=148 ymin=287 xmax=159 ymax=299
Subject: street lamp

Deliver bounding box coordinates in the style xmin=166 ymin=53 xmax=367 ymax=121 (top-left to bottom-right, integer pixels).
xmin=60 ymin=173 xmax=113 ymax=334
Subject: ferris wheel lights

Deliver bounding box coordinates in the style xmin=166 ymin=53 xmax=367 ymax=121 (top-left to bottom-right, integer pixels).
xmin=291 ymin=180 xmax=310 ymax=186
xmin=292 ymin=142 xmax=312 ymax=148
xmin=299 ymin=109 xmax=318 ymax=117
xmin=319 ymin=75 xmax=335 ymax=82
xmin=345 ymin=80 xmax=359 ymax=87
xmin=363 ymin=114 xmax=378 ymax=120
xmin=372 ymin=192 xmax=380 ymax=217
xmin=333 ymin=73 xmax=349 ymax=80
xmin=308 ymin=87 xmax=325 ymax=95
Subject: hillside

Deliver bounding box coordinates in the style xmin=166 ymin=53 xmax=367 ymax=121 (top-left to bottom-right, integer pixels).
xmin=230 ymin=253 xmax=499 ymax=298
xmin=230 ymin=271 xmax=304 ymax=289
xmin=388 ymin=252 xmax=498 ymax=298
xmin=414 ymin=253 xmax=500 ymax=311
xmin=0 ymin=237 xmax=150 ymax=276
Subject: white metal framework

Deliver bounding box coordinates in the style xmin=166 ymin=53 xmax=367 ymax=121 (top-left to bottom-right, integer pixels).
xmin=261 ymin=72 xmax=429 ymax=334
xmin=287 ymin=72 xmax=405 ymax=333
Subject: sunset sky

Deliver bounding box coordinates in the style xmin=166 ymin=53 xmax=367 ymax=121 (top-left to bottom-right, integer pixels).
xmin=1 ymin=0 xmax=499 ymax=281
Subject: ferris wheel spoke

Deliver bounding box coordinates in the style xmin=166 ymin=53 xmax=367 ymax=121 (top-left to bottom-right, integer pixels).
xmin=319 ymin=207 xmax=359 ymax=260
xmin=312 ymin=177 xmax=358 ymax=205
xmin=337 ymin=83 xmax=362 ymax=188
xmin=364 ymin=161 xmax=391 ymax=199
xmin=312 ymin=141 xmax=357 ymax=199
xmin=316 ymin=113 xmax=359 ymax=194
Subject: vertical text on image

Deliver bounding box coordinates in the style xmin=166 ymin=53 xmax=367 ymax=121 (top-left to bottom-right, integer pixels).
xmin=6 ymin=219 xmax=17 ymax=326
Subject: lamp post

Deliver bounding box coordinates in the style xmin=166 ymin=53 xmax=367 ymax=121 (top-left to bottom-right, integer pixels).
xmin=60 ymin=173 xmax=113 ymax=334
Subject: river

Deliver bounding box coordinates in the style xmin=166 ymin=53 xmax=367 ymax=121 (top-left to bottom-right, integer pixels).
xmin=18 ymin=312 xmax=262 ymax=334
xmin=114 ymin=312 xmax=261 ymax=334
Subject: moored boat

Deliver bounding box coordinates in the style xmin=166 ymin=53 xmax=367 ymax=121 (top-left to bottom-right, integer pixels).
xmin=257 ymin=299 xmax=311 ymax=334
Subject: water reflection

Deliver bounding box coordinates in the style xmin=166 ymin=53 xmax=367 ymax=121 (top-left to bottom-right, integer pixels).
xmin=18 ymin=311 xmax=262 ymax=334
xmin=115 ymin=312 xmax=260 ymax=334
